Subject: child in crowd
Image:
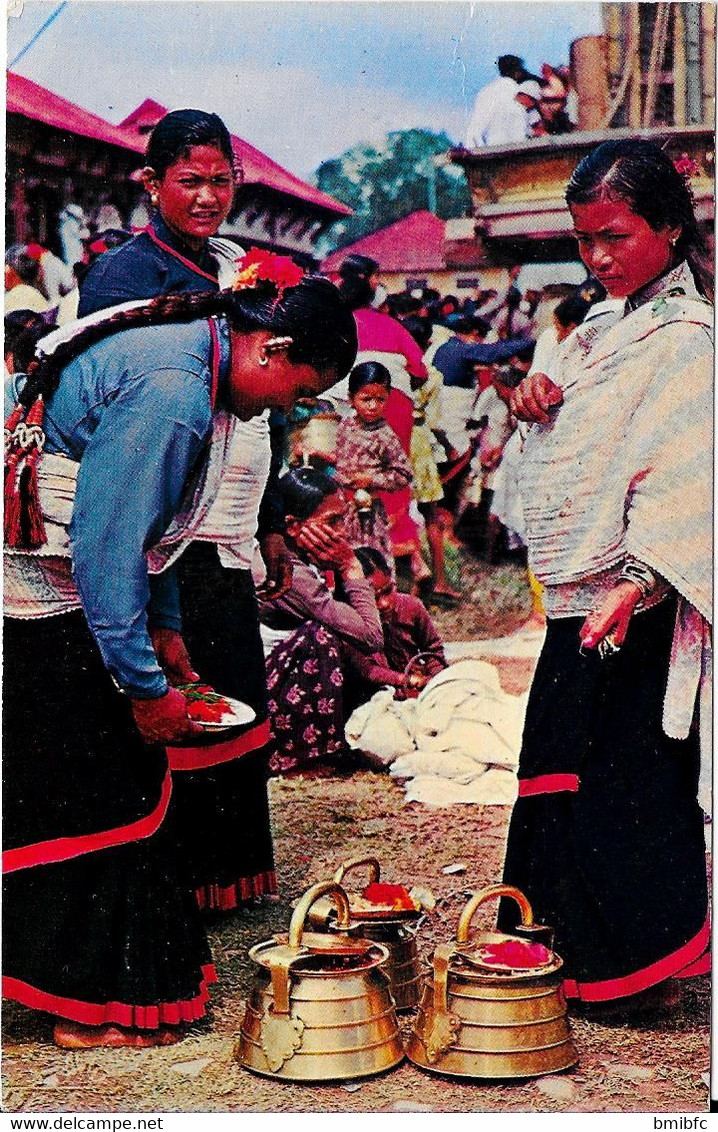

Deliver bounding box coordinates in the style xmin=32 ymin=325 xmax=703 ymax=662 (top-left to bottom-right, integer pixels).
xmin=342 ymin=547 xmax=447 ymax=715
xmin=258 ymin=468 xmax=384 ymax=774
xmin=402 ymin=314 xmax=462 ymax=605
xmin=335 ymin=361 xmax=413 ymax=575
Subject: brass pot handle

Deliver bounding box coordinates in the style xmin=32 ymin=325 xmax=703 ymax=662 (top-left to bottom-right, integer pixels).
xmin=456 ymin=884 xmax=533 ymax=944
xmin=333 ymin=856 xmax=381 ymax=885
xmin=269 ymin=882 xmax=352 ymax=1017
xmin=288 ymin=881 xmax=352 ymax=949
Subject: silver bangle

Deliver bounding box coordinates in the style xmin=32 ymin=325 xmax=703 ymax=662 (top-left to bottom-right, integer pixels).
xmin=618 ymin=560 xmax=659 ymax=599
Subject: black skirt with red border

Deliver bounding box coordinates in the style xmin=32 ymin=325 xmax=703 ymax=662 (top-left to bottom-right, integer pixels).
xmin=164 ymin=542 xmax=277 ymax=910
xmin=2 ymin=610 xmax=214 ymax=1027
xmin=499 ymin=598 xmax=710 ymax=1001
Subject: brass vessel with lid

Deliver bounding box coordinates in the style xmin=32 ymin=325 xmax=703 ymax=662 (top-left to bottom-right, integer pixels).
xmin=406 ymin=884 xmax=578 ymax=1080
xmin=236 ymin=881 xmax=404 ymax=1081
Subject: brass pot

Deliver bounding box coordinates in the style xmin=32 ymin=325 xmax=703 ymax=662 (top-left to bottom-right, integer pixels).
xmin=307 ymin=856 xmax=425 ymax=1012
xmin=236 ymin=881 xmax=404 ymax=1082
xmin=287 ymin=412 xmax=340 ymax=466
xmin=406 ymin=884 xmax=578 ymax=1080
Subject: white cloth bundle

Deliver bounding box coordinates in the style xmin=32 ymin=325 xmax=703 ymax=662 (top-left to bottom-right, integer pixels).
xmin=345 ymin=658 xmax=529 ymax=806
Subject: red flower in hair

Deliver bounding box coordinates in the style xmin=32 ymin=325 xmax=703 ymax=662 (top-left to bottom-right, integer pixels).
xmin=674 ymin=154 xmax=700 ymax=180
xmin=232 ymin=247 xmax=304 ymax=300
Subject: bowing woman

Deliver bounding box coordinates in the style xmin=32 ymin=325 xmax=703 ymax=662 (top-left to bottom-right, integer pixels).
xmin=501 ymin=139 xmax=712 ymax=1013
xmin=78 ymin=109 xmax=290 ymax=912
xmin=3 ymin=270 xmax=357 ymax=1048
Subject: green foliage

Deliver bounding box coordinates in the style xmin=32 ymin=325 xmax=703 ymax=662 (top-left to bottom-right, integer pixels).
xmin=314 ymin=128 xmax=470 ymax=252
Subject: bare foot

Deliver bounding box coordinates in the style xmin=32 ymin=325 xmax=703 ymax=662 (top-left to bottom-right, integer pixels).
xmin=53 ymin=1020 xmax=183 ymax=1049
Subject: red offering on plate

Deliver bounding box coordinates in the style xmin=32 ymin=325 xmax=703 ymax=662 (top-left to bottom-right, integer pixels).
xmin=186 ymin=698 xmax=230 ymax=724
xmin=362 ymin=882 xmax=417 ymax=912
xmin=475 ymin=939 xmax=553 ymax=970
xmin=179 ymin=683 xmax=256 ymax=730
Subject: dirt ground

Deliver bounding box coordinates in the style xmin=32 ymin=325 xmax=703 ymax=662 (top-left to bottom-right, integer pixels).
xmin=2 ymin=551 xmax=711 ymax=1115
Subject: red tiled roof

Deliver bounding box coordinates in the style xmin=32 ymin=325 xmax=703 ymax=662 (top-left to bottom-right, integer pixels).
xmin=7 ymin=71 xmax=145 ymax=154
xmin=322 ymin=211 xmax=447 ymax=273
xmin=8 ymin=76 xmax=351 ymax=218
xmin=232 ymin=135 xmax=352 ymax=217
xmin=118 ymin=99 xmax=168 ymax=134
xmin=119 ymin=100 xmax=351 ymax=218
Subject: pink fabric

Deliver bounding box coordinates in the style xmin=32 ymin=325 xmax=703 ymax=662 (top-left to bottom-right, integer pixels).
xmin=383 ymin=389 xmax=419 ymax=557
xmin=354 ymin=308 xmax=428 ymax=379
xmin=385 ymin=389 xmax=414 ymax=451
xmin=352 ymin=307 xmax=424 ymax=559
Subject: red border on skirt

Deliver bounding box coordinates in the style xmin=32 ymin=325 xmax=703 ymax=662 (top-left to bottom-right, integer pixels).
xmin=562 ymin=917 xmax=711 ymax=1001
xmin=518 ymin=773 xmax=580 ymax=797
xmin=674 ymin=950 xmax=711 ymax=979
xmin=3 ymin=964 xmax=217 ymax=1029
xmin=167 ymin=718 xmax=271 ymax=771
xmin=3 ymin=769 xmax=173 ymax=874
xmin=196 ymin=869 xmax=278 ymax=912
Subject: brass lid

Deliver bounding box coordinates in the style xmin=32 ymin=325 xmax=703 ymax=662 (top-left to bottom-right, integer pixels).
xmin=249 ymin=934 xmax=389 ymax=973
xmin=248 ymin=882 xmax=389 ymax=972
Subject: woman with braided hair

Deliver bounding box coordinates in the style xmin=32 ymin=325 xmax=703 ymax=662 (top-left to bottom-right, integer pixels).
xmin=3 ymin=269 xmax=357 ymax=1048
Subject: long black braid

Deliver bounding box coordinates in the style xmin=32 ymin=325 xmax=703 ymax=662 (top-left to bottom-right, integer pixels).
xmin=20 ymin=291 xmax=226 ymax=409
xmin=20 ymin=275 xmax=358 ymax=409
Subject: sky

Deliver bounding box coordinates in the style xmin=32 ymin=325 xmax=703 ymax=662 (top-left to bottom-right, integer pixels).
xmin=7 ymin=0 xmax=602 ymax=180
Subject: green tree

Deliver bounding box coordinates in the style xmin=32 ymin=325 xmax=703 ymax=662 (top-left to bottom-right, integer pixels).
xmin=314 ymin=128 xmax=470 ymax=252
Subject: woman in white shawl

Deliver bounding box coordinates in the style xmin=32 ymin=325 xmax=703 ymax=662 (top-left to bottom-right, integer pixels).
xmin=500 ymin=139 xmax=712 ymax=1013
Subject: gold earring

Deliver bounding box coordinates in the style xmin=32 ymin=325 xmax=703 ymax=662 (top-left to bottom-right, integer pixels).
xmin=258 ymin=350 xmax=269 ymax=367
xmin=150 ymin=193 xmax=159 ymax=206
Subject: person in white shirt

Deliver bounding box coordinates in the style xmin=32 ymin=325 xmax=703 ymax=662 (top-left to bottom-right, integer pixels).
xmin=464 ymin=55 xmax=539 ymax=148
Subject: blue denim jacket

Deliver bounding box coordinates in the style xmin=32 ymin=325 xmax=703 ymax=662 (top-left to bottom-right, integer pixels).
xmin=38 ymin=317 xmax=230 ymax=697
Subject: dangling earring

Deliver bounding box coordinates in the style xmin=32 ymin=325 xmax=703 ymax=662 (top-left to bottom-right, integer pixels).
xmin=259 ymin=336 xmax=292 ymax=367
xmin=150 ymin=193 xmax=159 ymax=207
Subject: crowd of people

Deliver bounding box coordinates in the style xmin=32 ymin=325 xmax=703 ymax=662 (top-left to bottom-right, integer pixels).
xmin=3 ymin=103 xmax=712 ymax=1055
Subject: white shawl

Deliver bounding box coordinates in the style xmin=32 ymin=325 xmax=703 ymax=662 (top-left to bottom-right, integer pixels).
xmin=518 ymin=263 xmax=712 ymax=761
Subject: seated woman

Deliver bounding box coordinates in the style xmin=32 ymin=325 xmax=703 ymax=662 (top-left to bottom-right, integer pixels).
xmin=259 ymin=467 xmax=384 ymax=774
xmin=342 ymin=547 xmax=447 ymax=715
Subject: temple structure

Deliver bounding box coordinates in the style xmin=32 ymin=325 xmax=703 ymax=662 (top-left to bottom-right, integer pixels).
xmin=451 ymin=5 xmax=714 ymax=270
xmin=6 ymin=75 xmax=351 ymax=265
